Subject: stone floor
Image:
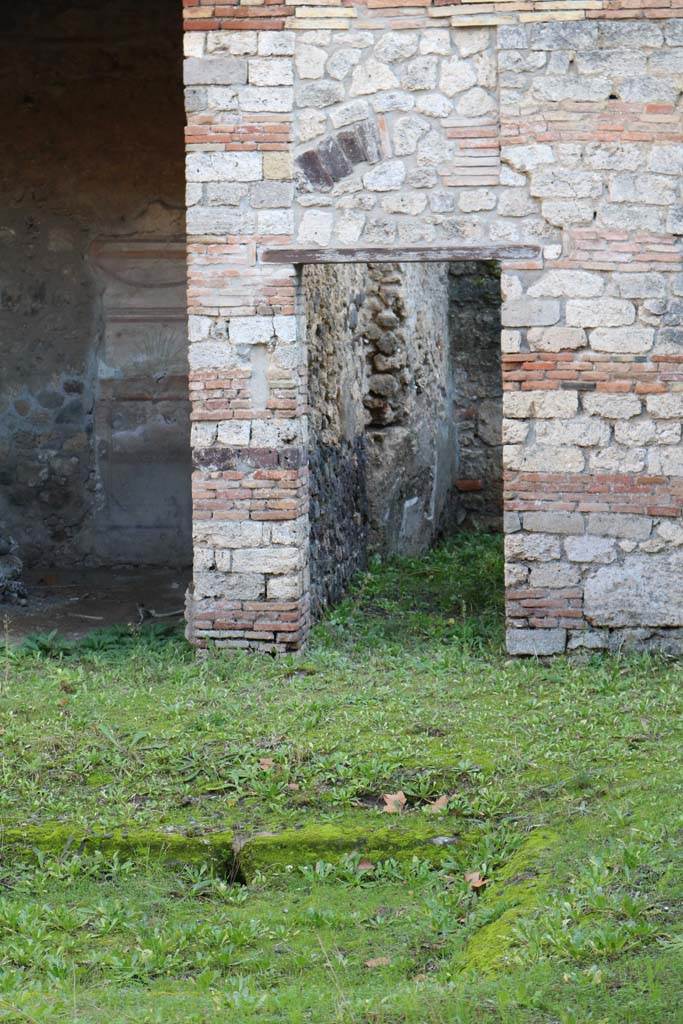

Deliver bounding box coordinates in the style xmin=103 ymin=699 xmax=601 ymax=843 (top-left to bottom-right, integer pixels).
xmin=2 ymin=566 xmax=190 ymax=643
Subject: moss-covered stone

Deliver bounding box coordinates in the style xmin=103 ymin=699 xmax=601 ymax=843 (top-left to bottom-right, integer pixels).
xmin=459 ymin=828 xmax=560 ymax=976
xmin=236 ymin=822 xmax=463 ymax=882
xmin=0 ymin=824 xmax=236 ymax=872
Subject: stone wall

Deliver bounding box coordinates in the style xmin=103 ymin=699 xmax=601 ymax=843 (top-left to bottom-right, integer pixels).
xmin=307 ymin=259 xmax=501 ymax=614
xmin=0 ymin=0 xmax=191 ymax=568
xmin=183 ymin=3 xmax=683 ymax=656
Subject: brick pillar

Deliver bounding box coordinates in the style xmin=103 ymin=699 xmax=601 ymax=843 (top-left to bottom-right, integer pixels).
xmin=183 ymin=21 xmax=310 ymax=652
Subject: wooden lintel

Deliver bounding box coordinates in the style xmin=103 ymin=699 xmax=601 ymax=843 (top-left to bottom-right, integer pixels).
xmin=259 ymin=244 xmax=542 ymax=265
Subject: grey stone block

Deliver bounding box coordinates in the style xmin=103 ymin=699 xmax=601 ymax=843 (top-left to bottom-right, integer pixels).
xmin=506 ymin=628 xmax=567 ymax=656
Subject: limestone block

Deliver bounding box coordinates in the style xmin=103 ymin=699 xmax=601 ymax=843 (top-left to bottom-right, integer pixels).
xmin=327 ymin=48 xmax=362 ymax=81
xmin=186 ymin=151 xmax=261 ymax=183
xmin=589 ymin=327 xmax=654 ymax=354
xmin=608 ymin=173 xmax=676 ymax=206
xmin=350 ymin=59 xmax=399 ymax=95
xmin=598 ymin=21 xmax=662 ymax=48
xmin=271 ymin=519 xmax=308 ymax=545
xmin=575 ymin=49 xmax=647 ymax=77
xmin=382 ymin=193 xmax=427 ymax=216
xmin=296 ymin=81 xmax=344 ymax=108
xmin=299 ymin=210 xmax=334 ymax=245
xmin=527 ymin=327 xmax=587 ymax=352
xmin=497 ymin=190 xmax=537 ymax=218
xmin=267 ymin=574 xmax=304 ymax=600
xmin=251 ymin=419 xmax=306 ymax=446
xmin=240 ymin=86 xmax=294 ymax=113
xmin=613 ymin=272 xmax=666 ymax=299
xmin=567 ymin=630 xmax=609 ymax=651
xmin=232 ymin=546 xmax=302 ymax=574
xmin=230 ymin=316 xmax=274 ymax=344
xmin=541 ymin=201 xmax=595 ymax=227
xmin=400 ymin=57 xmax=438 ymax=91
xmin=589 ymin=446 xmax=646 ymax=474
xmin=529 ymin=270 xmax=604 ymax=298
xmin=457 ymin=87 xmax=496 ymax=118
xmin=184 ymin=56 xmax=247 ymax=86
xmin=194 ymin=572 xmax=264 ymax=601
xmin=566 ymin=299 xmax=635 ymax=328
xmin=363 ymin=160 xmax=406 ymax=192
xmin=194 ymin=520 xmax=264 ymax=549
xmin=583 ymin=393 xmax=641 ymax=419
xmin=458 ymin=189 xmax=496 ymax=213
xmin=375 ymin=31 xmax=419 ymax=62
xmin=565 ymin=536 xmax=617 ymax=564
xmin=205 ymin=182 xmax=247 ymax=205
xmin=336 ymin=211 xmax=366 ymax=243
xmin=529 ymin=20 xmax=597 ymax=48
xmin=187 ymin=207 xmax=255 ymax=235
xmin=330 ymin=100 xmax=371 ymax=127
xmin=583 ymin=142 xmax=643 ymax=171
xmin=502 ymin=418 xmax=528 ymax=443
xmin=535 ymin=417 xmax=610 ymax=447
xmin=257 ymin=209 xmax=294 ymax=235
xmin=474 ymin=50 xmax=496 ymax=89
xmin=619 ymin=76 xmax=678 ymax=104
xmin=393 ymin=115 xmax=430 ymax=156
xmin=419 ymin=30 xmax=451 ymax=56
xmin=504 ymin=390 xmax=578 ymax=419
xmin=530 ymin=168 xmax=602 ymax=200
xmin=416 ymin=93 xmax=452 ymax=117
xmin=600 ymin=204 xmax=666 ymax=234
xmin=614 ymin=420 xmax=656 ymax=446
xmin=251 ymin=181 xmax=295 ymax=209
xmin=504 ymin=444 xmax=584 ymax=474
xmin=587 ymin=513 xmax=652 ymax=540
xmin=453 ymin=27 xmax=491 ymax=57
xmin=502 ymin=144 xmax=554 ymax=172
xmin=501 ymin=299 xmax=560 ymax=327
xmin=523 ymin=511 xmax=584 ymax=535
xmin=505 ymin=532 xmax=562 ymax=562
xmin=648 ymin=447 xmax=683 ymax=476
xmin=372 ymin=91 xmax=414 ymax=112
xmin=506 ymin=628 xmax=567 ymax=656
xmin=584 ymin=551 xmax=683 ymax=627
xmin=259 ymin=31 xmax=295 ymax=56
xmin=646 ymin=394 xmax=683 ymax=419
xmin=439 ymin=57 xmax=477 ymax=97
xmin=529 ymin=563 xmax=581 ymax=588
xmin=249 ymin=58 xmax=293 ymax=87
xmin=189 ymin=341 xmax=234 ymax=370
xmin=207 ymin=31 xmax=258 ymax=56
xmin=295 ymin=44 xmax=328 ymax=80
xmin=532 ymin=76 xmax=612 ymax=103
xmin=216 ymin=421 xmax=251 ymax=446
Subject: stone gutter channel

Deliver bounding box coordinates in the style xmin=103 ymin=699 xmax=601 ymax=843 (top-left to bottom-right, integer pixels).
xmin=1 ymin=821 xmax=462 ymax=884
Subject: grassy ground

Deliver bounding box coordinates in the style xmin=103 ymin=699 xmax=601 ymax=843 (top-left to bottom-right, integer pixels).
xmin=0 ymin=534 xmax=681 ymax=1023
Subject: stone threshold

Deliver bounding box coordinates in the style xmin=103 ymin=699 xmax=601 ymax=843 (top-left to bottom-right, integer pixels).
xmin=259 ymin=244 xmax=542 ymax=265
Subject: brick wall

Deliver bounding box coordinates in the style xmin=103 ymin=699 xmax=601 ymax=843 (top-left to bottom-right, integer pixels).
xmin=184 ymin=1 xmax=683 ymax=656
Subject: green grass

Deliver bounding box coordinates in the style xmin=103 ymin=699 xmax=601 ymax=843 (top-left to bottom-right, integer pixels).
xmin=0 ymin=534 xmax=681 ymax=1023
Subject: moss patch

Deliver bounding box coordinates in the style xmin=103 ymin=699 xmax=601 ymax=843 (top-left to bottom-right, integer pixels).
xmin=0 ymin=824 xmax=236 ymax=872
xmin=236 ymin=821 xmax=464 ymax=881
xmin=459 ymin=829 xmax=560 ymax=975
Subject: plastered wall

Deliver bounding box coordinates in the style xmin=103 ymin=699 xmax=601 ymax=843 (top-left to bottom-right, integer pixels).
xmin=0 ymin=0 xmax=191 ymax=568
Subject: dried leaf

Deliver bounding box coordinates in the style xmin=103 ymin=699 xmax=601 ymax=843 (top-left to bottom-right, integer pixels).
xmin=426 ymin=794 xmax=452 ymax=814
xmin=464 ymin=870 xmax=488 ymax=891
xmin=259 ymin=757 xmax=275 ymax=771
xmin=286 ymin=782 xmax=300 ymax=791
xmin=365 ymin=957 xmax=390 ymax=969
xmin=382 ymin=791 xmax=407 ymax=814
xmin=358 ymin=859 xmax=375 ymax=873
